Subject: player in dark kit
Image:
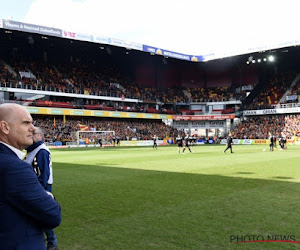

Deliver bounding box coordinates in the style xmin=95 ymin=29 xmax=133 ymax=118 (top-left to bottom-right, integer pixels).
xmin=98 ymin=136 xmax=103 ymax=148
xmin=269 ymin=133 xmax=274 ymax=151
xmin=153 ymin=135 xmax=158 ymax=149
xmin=223 ymin=133 xmax=233 ymax=153
xmin=182 ymin=134 xmax=192 ymax=154
xmin=112 ymin=135 xmax=116 ymax=146
xmin=279 ymin=133 xmax=287 ymax=150
xmin=176 ymin=134 xmax=183 ymax=154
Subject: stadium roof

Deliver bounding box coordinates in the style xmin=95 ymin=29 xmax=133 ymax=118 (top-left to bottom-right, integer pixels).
xmin=1 ymin=0 xmax=300 ymax=62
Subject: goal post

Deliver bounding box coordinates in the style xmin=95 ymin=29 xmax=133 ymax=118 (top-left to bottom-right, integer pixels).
xmin=76 ymin=131 xmax=115 ymax=146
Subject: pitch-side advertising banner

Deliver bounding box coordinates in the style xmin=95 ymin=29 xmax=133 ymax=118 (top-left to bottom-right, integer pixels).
xmin=120 ymin=140 xmax=167 ymax=146
xmin=221 ymin=139 xmax=258 ymax=145
xmin=221 ymin=139 xmax=297 ymax=145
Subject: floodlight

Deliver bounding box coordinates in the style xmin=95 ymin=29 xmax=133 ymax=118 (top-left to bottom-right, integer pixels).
xmin=268 ymin=55 xmax=275 ymax=62
xmin=257 ymin=59 xmax=261 ymax=63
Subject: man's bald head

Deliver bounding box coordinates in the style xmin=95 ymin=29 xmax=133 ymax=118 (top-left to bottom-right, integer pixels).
xmin=0 ymin=103 xmax=35 ymax=150
xmin=0 ymin=103 xmax=24 ymax=123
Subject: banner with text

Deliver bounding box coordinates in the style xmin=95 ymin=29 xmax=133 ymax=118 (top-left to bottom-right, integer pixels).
xmin=173 ymin=120 xmax=226 ymax=129
xmin=173 ymin=114 xmax=235 ymax=121
xmin=2 ymin=19 xmax=62 ymax=37
xmin=243 ymin=107 xmax=300 ymax=116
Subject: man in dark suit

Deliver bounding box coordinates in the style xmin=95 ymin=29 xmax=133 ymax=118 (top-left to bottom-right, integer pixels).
xmin=223 ymin=133 xmax=233 ymax=153
xmin=0 ymin=103 xmax=61 ymax=250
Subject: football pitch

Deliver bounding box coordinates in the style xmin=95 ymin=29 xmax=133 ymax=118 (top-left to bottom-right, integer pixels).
xmin=51 ymin=144 xmax=300 ymax=249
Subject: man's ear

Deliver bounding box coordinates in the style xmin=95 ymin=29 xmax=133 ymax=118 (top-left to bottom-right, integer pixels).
xmin=0 ymin=121 xmax=10 ymax=135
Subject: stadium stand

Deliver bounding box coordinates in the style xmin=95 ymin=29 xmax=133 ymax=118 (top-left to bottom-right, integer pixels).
xmin=247 ymin=72 xmax=297 ymax=110
xmin=232 ymin=114 xmax=300 ymax=139
xmin=2 ymin=26 xmax=300 ymax=142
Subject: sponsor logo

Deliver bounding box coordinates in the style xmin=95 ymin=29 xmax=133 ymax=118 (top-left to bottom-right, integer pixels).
xmin=27 ymin=108 xmax=39 ymax=113
xmin=242 ymin=139 xmax=252 ymax=144
xmin=254 ymin=139 xmax=267 ymax=144
xmin=263 ymin=109 xmax=277 ymax=114
xmin=52 ymin=109 xmax=63 ymax=114
xmin=244 ymin=110 xmax=257 ymax=115
xmin=232 ymin=139 xmax=240 ymax=144
xmin=209 ymin=121 xmax=224 ymax=126
xmin=76 ymin=33 xmax=92 ymax=41
xmin=63 ymin=31 xmax=76 ymax=38
xmin=74 ymin=111 xmax=84 ymax=115
xmin=94 ymin=112 xmax=104 ymax=116
xmin=156 ymin=49 xmax=163 ymax=55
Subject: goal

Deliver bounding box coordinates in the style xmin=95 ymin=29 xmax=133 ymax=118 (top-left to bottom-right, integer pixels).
xmin=76 ymin=131 xmax=115 ymax=146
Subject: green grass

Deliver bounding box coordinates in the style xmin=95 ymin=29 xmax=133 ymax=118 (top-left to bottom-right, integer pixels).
xmin=51 ymin=145 xmax=300 ymax=249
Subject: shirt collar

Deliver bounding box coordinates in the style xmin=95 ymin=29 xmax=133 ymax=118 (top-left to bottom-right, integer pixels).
xmin=0 ymin=141 xmax=25 ymax=160
xmin=26 ymin=140 xmax=43 ymax=152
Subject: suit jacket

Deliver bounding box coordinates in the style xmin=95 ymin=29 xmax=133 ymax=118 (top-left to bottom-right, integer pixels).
xmin=0 ymin=143 xmax=61 ymax=250
xmin=227 ymin=136 xmax=233 ymax=145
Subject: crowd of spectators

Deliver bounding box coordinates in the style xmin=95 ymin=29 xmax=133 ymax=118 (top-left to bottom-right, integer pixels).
xmin=284 ymin=79 xmax=300 ymax=104
xmin=33 ymin=116 xmax=179 ymax=144
xmin=2 ymin=58 xmax=300 ymax=115
xmin=187 ymin=86 xmax=236 ymax=102
xmin=232 ymin=114 xmax=300 ymax=139
xmin=248 ymin=72 xmax=296 ymax=110
xmin=1 ymin=59 xmax=239 ymax=107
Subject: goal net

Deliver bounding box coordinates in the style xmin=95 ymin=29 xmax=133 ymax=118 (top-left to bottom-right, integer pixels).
xmin=76 ymin=131 xmax=115 ymax=146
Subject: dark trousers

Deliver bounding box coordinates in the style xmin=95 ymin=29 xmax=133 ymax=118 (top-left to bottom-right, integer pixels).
xmin=224 ymin=144 xmax=233 ymax=153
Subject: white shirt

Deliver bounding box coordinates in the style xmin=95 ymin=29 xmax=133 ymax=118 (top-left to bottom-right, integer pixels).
xmin=0 ymin=141 xmax=25 ymax=160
